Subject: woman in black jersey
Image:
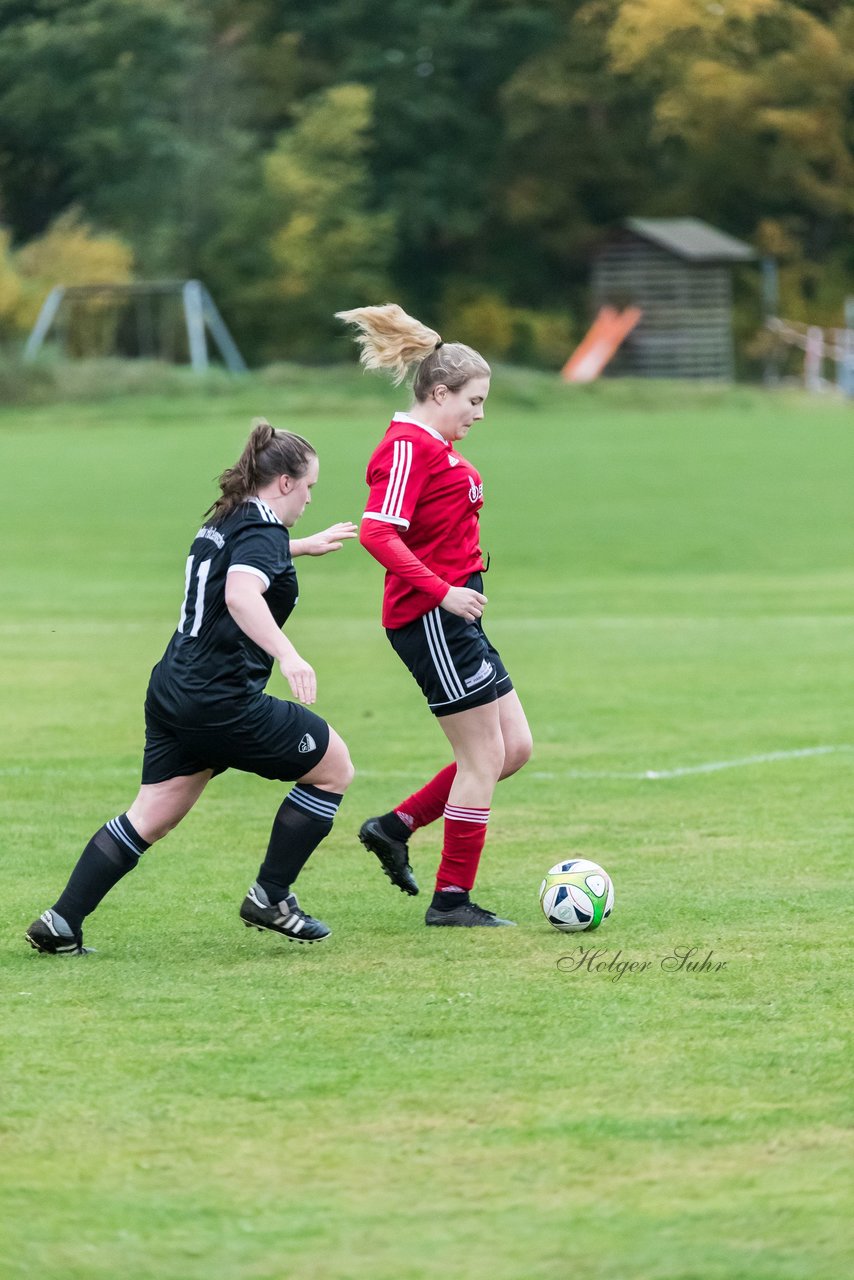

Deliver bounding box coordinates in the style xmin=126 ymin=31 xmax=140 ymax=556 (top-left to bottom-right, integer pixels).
xmin=26 ymin=420 xmax=356 ymax=955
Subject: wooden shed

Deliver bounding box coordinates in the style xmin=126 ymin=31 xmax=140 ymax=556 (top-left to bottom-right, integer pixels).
xmin=591 ymin=217 xmax=755 ymax=380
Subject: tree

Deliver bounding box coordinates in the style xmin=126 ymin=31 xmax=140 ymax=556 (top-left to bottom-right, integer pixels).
xmin=0 ymin=1 xmax=265 ymax=277
xmin=263 ymin=83 xmax=395 ymax=359
xmin=498 ymin=0 xmax=854 ymax=324
xmin=0 ymin=1 xmax=199 ymax=247
xmin=605 ymin=0 xmax=854 ymax=315
xmin=242 ymin=1 xmax=556 ymax=314
xmin=499 ymin=0 xmax=662 ymax=298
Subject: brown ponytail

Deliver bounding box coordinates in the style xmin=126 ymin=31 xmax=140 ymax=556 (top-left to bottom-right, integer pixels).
xmin=204 ymin=418 xmax=316 ymax=523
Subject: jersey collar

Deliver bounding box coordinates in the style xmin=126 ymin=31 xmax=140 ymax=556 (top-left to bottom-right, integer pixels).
xmin=249 ymin=496 xmax=283 ymax=525
xmin=392 ymin=412 xmax=447 ymax=444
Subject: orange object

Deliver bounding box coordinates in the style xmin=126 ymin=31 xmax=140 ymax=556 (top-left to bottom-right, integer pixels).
xmin=561 ymin=306 xmax=643 ymax=382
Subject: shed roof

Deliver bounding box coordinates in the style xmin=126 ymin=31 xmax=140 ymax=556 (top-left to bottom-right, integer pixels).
xmin=624 ymin=217 xmax=755 ymax=263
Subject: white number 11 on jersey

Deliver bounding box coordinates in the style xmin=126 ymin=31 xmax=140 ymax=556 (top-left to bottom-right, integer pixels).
xmin=178 ymin=556 xmax=212 ymax=637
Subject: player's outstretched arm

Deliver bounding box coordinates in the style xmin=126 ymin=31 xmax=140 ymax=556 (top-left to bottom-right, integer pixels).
xmin=290 ymin=522 xmax=358 ymax=557
xmin=224 ymin=570 xmax=317 ymax=704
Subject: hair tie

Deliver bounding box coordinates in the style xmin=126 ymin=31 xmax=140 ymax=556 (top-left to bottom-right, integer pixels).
xmin=434 ymin=339 xmax=444 ymax=350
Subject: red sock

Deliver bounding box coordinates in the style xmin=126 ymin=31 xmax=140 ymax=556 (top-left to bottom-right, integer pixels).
xmin=435 ymin=805 xmax=490 ymax=892
xmin=395 ymin=764 xmax=457 ymax=833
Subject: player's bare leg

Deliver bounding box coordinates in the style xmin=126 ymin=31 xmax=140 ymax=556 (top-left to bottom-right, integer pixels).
xmin=127 ymin=770 xmax=215 ymax=842
xmin=497 ymin=691 xmax=533 ymax=779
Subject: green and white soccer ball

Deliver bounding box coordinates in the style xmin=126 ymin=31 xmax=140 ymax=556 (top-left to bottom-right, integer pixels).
xmin=539 ymin=859 xmax=614 ymax=932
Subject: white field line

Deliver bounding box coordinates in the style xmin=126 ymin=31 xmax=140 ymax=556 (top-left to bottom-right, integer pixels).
xmin=358 ymin=745 xmax=854 ymax=784
xmin=1 ymin=746 xmax=852 ymax=784
xmin=543 ymin=745 xmax=854 ymax=780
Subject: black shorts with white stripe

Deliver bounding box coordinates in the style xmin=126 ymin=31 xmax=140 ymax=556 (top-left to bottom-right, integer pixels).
xmin=387 ymin=576 xmax=514 ymax=718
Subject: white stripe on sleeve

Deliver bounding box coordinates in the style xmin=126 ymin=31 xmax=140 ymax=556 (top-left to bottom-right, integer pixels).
xmin=380 ymin=440 xmax=413 ymax=521
xmin=227 ymin=564 xmax=271 ymax=589
xmin=362 ymin=511 xmax=410 ymax=529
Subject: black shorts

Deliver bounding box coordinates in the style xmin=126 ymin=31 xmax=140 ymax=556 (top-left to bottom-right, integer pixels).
xmin=141 ymin=693 xmax=331 ymax=784
xmin=387 ymin=575 xmax=514 ymax=718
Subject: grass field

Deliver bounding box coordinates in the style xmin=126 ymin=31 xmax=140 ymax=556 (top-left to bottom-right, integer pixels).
xmin=1 ymin=366 xmax=852 ymax=1280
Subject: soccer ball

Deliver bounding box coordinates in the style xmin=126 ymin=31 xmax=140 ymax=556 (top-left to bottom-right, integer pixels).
xmin=539 ymin=859 xmax=614 ymax=932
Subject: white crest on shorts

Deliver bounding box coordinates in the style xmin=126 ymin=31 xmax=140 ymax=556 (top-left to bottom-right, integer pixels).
xmin=298 ymin=733 xmax=317 ymax=754
xmin=464 ymin=659 xmax=493 ymax=688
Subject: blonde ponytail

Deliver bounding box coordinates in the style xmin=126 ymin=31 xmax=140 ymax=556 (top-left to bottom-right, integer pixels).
xmin=336 ymin=301 xmax=490 ymax=399
xmin=335 ymin=303 xmax=441 ymax=386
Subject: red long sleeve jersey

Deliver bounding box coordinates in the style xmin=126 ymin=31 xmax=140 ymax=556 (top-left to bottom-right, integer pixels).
xmin=362 ymin=414 xmax=485 ymax=628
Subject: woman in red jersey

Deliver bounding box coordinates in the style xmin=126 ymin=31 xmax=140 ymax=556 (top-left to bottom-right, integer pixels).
xmin=337 ymin=303 xmax=533 ymax=927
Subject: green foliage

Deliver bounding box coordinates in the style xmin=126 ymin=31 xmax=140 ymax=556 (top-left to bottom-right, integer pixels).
xmin=500 ymin=1 xmax=659 ymax=260
xmin=0 ymin=226 xmax=22 ymax=337
xmin=0 ymin=0 xmax=265 ymax=294
xmin=264 ymin=83 xmax=395 ymax=358
xmin=607 ymin=0 xmax=854 ymax=246
xmin=12 ymin=210 xmax=134 ymax=355
xmin=0 ymin=353 xmax=243 ymax=405
xmin=0 ymin=1 xmax=200 ymax=247
xmin=441 ymin=286 xmax=577 ymax=369
xmin=753 ymin=217 xmax=854 ymax=328
xmin=508 ymin=305 xmax=578 ymax=368
xmin=1 ymin=0 xmax=853 ymax=361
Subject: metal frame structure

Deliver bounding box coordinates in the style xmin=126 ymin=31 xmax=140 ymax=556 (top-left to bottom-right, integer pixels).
xmin=23 ymin=279 xmax=247 ymax=373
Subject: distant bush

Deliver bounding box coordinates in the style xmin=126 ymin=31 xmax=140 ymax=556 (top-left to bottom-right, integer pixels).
xmin=445 ymin=292 xmax=516 ymax=359
xmin=0 ymin=229 xmax=23 ymax=339
xmin=12 ymin=210 xmax=134 ymax=355
xmin=441 ymin=289 xmax=577 ymax=370
xmin=507 ymin=308 xmax=578 ymax=369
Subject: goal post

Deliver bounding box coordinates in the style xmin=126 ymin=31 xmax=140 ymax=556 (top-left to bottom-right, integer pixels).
xmin=23 ymin=279 xmax=247 ymax=373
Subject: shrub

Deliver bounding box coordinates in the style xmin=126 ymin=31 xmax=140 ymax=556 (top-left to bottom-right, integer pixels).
xmin=13 ymin=210 xmax=134 ymax=355
xmin=441 ymin=288 xmax=577 ymax=369
xmin=0 ymin=228 xmax=23 ymax=338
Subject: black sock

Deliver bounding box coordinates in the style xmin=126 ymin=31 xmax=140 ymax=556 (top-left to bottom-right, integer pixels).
xmin=379 ymin=810 xmax=411 ymax=841
xmin=53 ymin=815 xmax=150 ymax=933
xmin=256 ymin=785 xmax=343 ymax=904
xmin=430 ymin=889 xmax=469 ymax=913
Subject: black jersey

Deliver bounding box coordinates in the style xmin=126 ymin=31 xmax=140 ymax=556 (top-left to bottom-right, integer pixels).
xmin=147 ymin=497 xmax=298 ymax=721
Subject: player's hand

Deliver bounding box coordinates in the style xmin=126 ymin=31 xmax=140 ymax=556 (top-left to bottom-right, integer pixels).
xmin=279 ymin=655 xmax=317 ymax=704
xmin=440 ymin=585 xmax=488 ymax=622
xmin=297 ymin=523 xmax=358 ymax=555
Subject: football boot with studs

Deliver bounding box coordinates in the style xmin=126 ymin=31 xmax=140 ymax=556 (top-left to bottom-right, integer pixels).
xmin=25 ymin=910 xmax=92 ymax=955
xmin=358 ymin=816 xmax=419 ymax=896
xmin=425 ymin=895 xmax=516 ymax=928
xmin=239 ymin=883 xmax=331 ymax=943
